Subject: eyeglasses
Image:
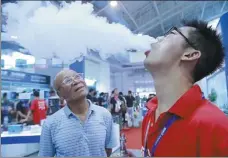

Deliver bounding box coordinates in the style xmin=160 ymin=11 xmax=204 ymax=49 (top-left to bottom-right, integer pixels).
xmin=165 ymin=27 xmax=198 ymax=50
xmin=57 ymin=74 xmax=83 ymax=92
xmin=62 ymin=75 xmax=82 ymax=85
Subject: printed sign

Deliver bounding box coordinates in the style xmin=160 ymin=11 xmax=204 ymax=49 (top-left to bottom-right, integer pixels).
xmin=1 ymin=69 xmax=50 ymax=85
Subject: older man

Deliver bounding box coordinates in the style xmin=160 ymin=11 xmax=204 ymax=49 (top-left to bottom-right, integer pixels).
xmin=39 ymin=69 xmax=115 ymax=157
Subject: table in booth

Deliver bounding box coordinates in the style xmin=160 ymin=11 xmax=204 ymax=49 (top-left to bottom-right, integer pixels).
xmin=1 ymin=123 xmax=120 ymax=157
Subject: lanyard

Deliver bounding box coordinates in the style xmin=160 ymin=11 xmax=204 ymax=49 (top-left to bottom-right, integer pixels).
xmin=143 ymin=114 xmax=178 ymax=157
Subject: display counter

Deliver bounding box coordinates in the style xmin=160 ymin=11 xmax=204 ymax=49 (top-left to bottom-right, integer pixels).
xmin=1 ymin=123 xmax=120 ymax=157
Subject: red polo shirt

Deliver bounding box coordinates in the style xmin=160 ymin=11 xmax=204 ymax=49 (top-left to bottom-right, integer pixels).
xmin=142 ymin=85 xmax=228 ymax=156
xmin=30 ymin=99 xmax=48 ymax=125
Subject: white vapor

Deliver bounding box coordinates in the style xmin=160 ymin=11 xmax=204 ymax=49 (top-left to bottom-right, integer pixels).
xmin=2 ymin=1 xmax=157 ymax=62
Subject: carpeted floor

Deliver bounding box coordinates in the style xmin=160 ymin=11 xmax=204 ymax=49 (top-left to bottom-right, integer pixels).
xmin=122 ymin=127 xmax=142 ymax=150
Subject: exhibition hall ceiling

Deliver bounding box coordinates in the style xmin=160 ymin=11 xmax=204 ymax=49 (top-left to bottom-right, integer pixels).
xmin=90 ymin=1 xmax=228 ymax=68
xmin=92 ymin=1 xmax=228 ymax=37
xmin=2 ymin=1 xmax=228 ymax=69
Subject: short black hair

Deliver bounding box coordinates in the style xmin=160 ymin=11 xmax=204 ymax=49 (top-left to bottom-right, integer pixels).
xmin=15 ymin=93 xmax=19 ymax=97
xmin=89 ymin=88 xmax=94 ymax=93
xmin=3 ymin=93 xmax=7 ymax=98
xmin=183 ymin=20 xmax=224 ymax=82
xmin=119 ymin=92 xmax=123 ymax=96
xmin=100 ymin=92 xmax=104 ymax=96
xmin=128 ymin=90 xmax=132 ymax=94
xmin=33 ymin=91 xmax=40 ymax=97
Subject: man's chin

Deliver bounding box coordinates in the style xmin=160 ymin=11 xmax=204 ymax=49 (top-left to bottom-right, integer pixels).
xmin=144 ymin=58 xmax=160 ymax=73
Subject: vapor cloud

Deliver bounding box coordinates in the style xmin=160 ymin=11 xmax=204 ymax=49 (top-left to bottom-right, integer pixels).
xmin=2 ymin=1 xmax=156 ymax=62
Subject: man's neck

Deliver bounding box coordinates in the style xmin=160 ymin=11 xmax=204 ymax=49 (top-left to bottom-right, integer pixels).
xmin=68 ymin=98 xmax=89 ymax=115
xmin=152 ymin=68 xmax=193 ymax=115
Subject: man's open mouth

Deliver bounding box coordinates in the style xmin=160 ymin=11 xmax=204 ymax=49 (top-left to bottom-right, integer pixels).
xmin=145 ymin=50 xmax=150 ymax=57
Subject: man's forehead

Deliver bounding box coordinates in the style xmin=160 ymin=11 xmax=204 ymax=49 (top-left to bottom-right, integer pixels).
xmin=58 ymin=69 xmax=77 ymax=78
xmin=179 ymin=26 xmax=196 ymax=35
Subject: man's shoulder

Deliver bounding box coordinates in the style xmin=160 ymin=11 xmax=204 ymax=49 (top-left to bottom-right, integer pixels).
xmin=93 ymin=104 xmax=111 ymax=117
xmin=44 ymin=108 xmax=65 ymax=127
xmin=193 ymin=100 xmax=228 ymax=129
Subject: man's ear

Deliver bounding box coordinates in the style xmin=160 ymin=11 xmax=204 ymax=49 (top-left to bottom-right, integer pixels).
xmin=181 ymin=50 xmax=201 ymax=61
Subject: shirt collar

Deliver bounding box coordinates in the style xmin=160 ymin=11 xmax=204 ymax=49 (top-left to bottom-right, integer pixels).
xmin=147 ymin=85 xmax=204 ymax=119
xmin=146 ymin=97 xmax=158 ymax=111
xmin=168 ymin=85 xmax=204 ymax=118
xmin=64 ymin=99 xmax=96 ymax=118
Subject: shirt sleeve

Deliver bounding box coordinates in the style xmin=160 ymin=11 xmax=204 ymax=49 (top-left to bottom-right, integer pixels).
xmin=38 ymin=120 xmax=55 ymax=156
xmin=30 ymin=100 xmax=36 ymax=111
xmin=105 ymin=111 xmax=117 ymax=149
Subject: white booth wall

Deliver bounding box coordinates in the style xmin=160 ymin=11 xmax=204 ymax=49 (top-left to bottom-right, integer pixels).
xmin=197 ymin=66 xmax=227 ymax=108
xmin=85 ymin=57 xmax=111 ymax=93
xmin=111 ymin=68 xmax=155 ymax=95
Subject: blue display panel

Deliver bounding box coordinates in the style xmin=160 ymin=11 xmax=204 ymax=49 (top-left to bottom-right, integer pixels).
xmin=15 ymin=59 xmax=27 ymax=68
xmin=1 ymin=69 xmax=50 ymax=85
xmin=1 ymin=59 xmax=4 ymax=68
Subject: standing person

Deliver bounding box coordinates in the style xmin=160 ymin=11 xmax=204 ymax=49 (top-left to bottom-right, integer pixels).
xmin=119 ymin=92 xmax=127 ymax=127
xmin=110 ymin=88 xmax=121 ymax=122
xmin=15 ymin=93 xmax=27 ymax=123
xmin=93 ymin=91 xmax=98 ymax=105
xmin=98 ymin=92 xmax=106 ymax=107
xmin=23 ymin=91 xmax=48 ymax=125
xmin=39 ymin=69 xmax=115 ymax=157
xmin=125 ymin=90 xmax=135 ymax=124
xmin=87 ymin=88 xmax=95 ymax=102
xmin=135 ymin=93 xmax=140 ymax=110
xmin=1 ymin=93 xmax=14 ymax=124
xmin=139 ymin=20 xmax=228 ymax=157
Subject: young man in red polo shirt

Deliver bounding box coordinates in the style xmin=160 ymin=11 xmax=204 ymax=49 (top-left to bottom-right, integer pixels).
xmin=23 ymin=91 xmax=48 ymax=125
xmin=136 ymin=20 xmax=228 ymax=157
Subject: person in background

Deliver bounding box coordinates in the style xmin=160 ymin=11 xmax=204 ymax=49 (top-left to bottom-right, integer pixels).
xmin=39 ymin=69 xmax=115 ymax=157
xmin=23 ymin=91 xmax=48 ymax=125
xmin=110 ymin=88 xmax=119 ymax=114
xmin=139 ymin=20 xmax=228 ymax=157
xmin=1 ymin=93 xmax=14 ymax=124
xmin=93 ymin=91 xmax=98 ymax=105
xmin=119 ymin=92 xmax=127 ymax=126
xmin=87 ymin=88 xmax=95 ymax=102
xmin=146 ymin=94 xmax=156 ymax=103
xmin=98 ymin=92 xmax=106 ymax=107
xmin=135 ymin=93 xmax=140 ymax=110
xmin=125 ymin=90 xmax=135 ymax=124
xmin=15 ymin=93 xmax=27 ymax=123
xmin=110 ymin=88 xmax=121 ymax=123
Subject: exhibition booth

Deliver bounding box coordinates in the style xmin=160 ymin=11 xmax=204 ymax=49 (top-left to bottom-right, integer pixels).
xmin=1 ymin=60 xmax=118 ymax=157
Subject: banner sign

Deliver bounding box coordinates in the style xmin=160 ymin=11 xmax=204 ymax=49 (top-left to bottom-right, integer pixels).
xmin=1 ymin=69 xmax=50 ymax=85
xmin=220 ymin=13 xmax=228 ymax=98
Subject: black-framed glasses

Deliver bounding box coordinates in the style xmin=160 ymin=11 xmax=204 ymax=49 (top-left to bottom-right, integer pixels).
xmin=165 ymin=27 xmax=198 ymax=50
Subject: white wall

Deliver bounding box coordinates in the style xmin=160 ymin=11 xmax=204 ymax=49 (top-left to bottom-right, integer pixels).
xmin=111 ymin=69 xmax=155 ymax=94
xmin=197 ymin=67 xmax=228 ymax=108
xmin=85 ymin=57 xmax=111 ymax=93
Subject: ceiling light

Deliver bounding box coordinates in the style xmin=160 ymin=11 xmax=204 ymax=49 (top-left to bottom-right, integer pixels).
xmin=110 ymin=1 xmax=118 ymax=7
